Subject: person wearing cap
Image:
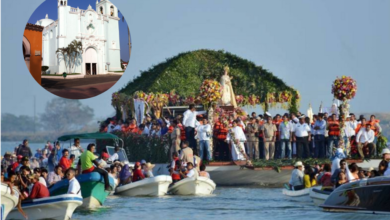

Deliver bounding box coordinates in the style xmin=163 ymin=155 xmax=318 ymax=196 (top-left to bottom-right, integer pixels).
xmin=78 ymin=143 xmax=111 ymax=191
xmin=34 ymin=149 xmax=42 ymax=159
xmin=132 ymin=162 xmax=145 ymax=182
xmin=356 ymin=123 xmax=376 ymax=159
xmin=59 ymin=149 xmax=72 ymax=171
xmin=292 ymin=116 xmax=312 ymax=159
xmin=15 ymin=156 xmax=31 ymax=173
xmin=11 ymin=155 xmax=24 ymax=172
xmin=183 ymin=104 xmax=207 ymax=151
xmin=288 ymin=161 xmax=304 ymax=190
xmin=16 ymin=139 xmax=33 ymax=158
xmin=29 ymin=174 xmax=50 ymax=199
xmin=261 ymin=114 xmax=277 ymax=160
xmin=69 ymin=138 xmax=84 ymax=165
xmin=144 ymin=162 xmax=155 ymax=178
xmin=246 ymin=117 xmax=259 ymax=160
xmin=109 ymin=146 xmax=120 ymax=162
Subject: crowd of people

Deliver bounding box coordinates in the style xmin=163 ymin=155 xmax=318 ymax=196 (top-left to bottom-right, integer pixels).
xmin=99 ymin=104 xmax=384 ymax=161
xmin=288 ymin=148 xmax=390 ymax=191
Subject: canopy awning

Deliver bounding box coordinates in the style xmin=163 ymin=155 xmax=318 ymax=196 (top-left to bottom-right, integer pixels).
xmin=57 ymin=132 xmax=120 ymax=141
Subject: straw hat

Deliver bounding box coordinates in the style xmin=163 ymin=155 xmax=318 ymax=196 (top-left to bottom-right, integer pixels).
xmin=294 ymin=161 xmax=303 ymax=167
xmin=145 ymin=162 xmax=155 ymax=169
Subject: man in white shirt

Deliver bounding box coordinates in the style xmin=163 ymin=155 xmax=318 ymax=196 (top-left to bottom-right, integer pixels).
xmin=356 ymin=123 xmax=375 ymax=159
xmin=113 ymin=120 xmax=123 ymax=131
xmin=69 ymin=138 xmax=84 ymax=165
xmin=182 ymin=104 xmax=207 ymax=151
xmin=292 ymin=116 xmax=312 ymax=158
xmin=180 ymin=162 xmax=198 ymax=178
xmin=288 ymin=161 xmax=304 ymax=190
xmin=109 ymin=146 xmax=120 ymax=162
xmin=313 ymin=113 xmax=326 ymax=158
xmin=226 ymin=120 xmax=247 ymax=161
xmin=196 ymin=118 xmax=212 ymax=161
xmin=66 ymin=168 xmax=81 ymax=196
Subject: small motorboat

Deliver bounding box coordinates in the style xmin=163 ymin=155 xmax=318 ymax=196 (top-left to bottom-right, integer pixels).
xmin=168 ymin=177 xmax=216 ymax=196
xmin=309 ymin=188 xmax=331 ymax=206
xmin=320 ymin=176 xmax=390 ymax=214
xmin=282 ymin=184 xmax=321 ymax=197
xmin=115 ymin=175 xmax=172 ymax=196
xmin=1 ymin=183 xmax=19 ymax=219
xmin=6 ymin=194 xmax=82 ymax=220
xmin=49 ymin=172 xmax=115 ymax=209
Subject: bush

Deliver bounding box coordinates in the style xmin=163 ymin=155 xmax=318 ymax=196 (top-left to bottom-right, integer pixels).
xmin=42 ymin=66 xmax=49 ymax=72
xmin=62 ymin=72 xmax=67 ymax=78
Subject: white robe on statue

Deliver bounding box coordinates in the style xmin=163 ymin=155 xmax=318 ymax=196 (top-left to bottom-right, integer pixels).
xmin=226 ymin=126 xmax=246 ymax=161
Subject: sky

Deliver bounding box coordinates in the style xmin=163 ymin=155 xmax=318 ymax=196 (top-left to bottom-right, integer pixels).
xmin=2 ymin=0 xmax=390 ymax=120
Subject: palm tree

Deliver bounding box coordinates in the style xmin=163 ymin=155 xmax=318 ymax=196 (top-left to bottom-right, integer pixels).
xmin=56 ymin=40 xmax=83 ymax=74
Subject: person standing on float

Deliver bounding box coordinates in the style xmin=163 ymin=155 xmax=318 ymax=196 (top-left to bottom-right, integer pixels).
xmin=182 ymin=104 xmax=206 ymax=152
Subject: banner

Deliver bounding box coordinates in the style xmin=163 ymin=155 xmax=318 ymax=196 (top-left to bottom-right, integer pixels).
xmin=134 ymin=99 xmax=145 ymax=126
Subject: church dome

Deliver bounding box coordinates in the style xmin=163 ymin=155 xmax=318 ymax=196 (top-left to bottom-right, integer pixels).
xmin=36 ymin=14 xmax=55 ymax=27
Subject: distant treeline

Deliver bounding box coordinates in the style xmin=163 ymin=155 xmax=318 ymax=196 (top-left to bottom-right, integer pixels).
xmin=1 ymin=98 xmax=97 ymax=142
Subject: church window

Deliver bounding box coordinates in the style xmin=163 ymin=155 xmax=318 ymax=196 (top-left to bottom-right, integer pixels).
xmin=64 ymin=1 xmax=66 ymax=6
xmin=110 ymin=5 xmax=114 ymax=16
xmin=60 ymin=1 xmax=63 ymax=6
xmin=100 ymin=7 xmax=103 ymax=14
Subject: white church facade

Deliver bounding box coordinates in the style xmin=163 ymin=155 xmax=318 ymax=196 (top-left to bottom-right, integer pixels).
xmin=36 ymin=0 xmax=122 ymax=75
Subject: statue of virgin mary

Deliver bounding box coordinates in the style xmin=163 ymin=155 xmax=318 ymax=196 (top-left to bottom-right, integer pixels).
xmin=220 ymin=66 xmax=237 ymax=108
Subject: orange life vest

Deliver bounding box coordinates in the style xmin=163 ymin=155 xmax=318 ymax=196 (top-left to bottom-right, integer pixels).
xmin=355 ymin=123 xmax=364 ymax=135
xmin=328 ymin=120 xmax=340 ymax=136
xmin=171 ymin=158 xmax=181 ymax=180
xmin=367 ymin=119 xmax=380 ymax=136
xmin=273 ymin=119 xmax=282 ymax=137
xmin=178 ymin=124 xmax=186 ymax=140
xmin=258 ymin=120 xmax=265 ymax=138
xmin=214 ymin=122 xmax=228 ymax=140
xmin=168 ymin=125 xmax=174 ymax=134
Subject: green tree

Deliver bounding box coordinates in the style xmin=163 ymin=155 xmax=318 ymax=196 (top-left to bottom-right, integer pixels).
xmin=40 ymin=98 xmax=94 ymax=136
xmin=56 ymin=40 xmax=83 ymax=74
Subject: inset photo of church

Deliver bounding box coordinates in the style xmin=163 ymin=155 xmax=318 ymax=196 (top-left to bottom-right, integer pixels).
xmin=22 ymin=0 xmax=131 ymax=99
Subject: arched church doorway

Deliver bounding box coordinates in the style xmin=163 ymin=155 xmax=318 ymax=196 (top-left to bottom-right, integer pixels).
xmin=22 ymin=36 xmax=31 ymax=71
xmin=85 ymin=47 xmax=98 ymax=75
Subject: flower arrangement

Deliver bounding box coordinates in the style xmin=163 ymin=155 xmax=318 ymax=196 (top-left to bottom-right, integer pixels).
xmin=197 ymin=80 xmax=222 ymax=109
xmin=235 ymin=95 xmax=245 ymax=106
xmin=332 ymin=76 xmax=357 ymax=101
xmin=266 ymin=92 xmax=276 ymax=104
xmin=111 ymin=92 xmax=127 ymax=108
xmin=279 ymin=91 xmax=292 ymax=103
xmin=247 ymin=94 xmax=259 ymax=107
xmin=168 ymin=90 xmax=179 ymax=106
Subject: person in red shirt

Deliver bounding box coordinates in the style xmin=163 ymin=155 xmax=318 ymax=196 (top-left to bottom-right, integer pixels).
xmin=132 ymin=162 xmax=145 ymax=182
xmin=11 ymin=155 xmax=23 ymax=172
xmin=29 ymin=174 xmax=50 ymax=199
xmin=59 ymin=149 xmax=71 ymax=172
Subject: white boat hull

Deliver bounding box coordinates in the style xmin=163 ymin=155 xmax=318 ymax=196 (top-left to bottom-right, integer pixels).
xmin=309 ymin=188 xmax=330 ymax=206
xmin=168 ymin=177 xmax=216 ymax=196
xmin=282 ymin=186 xmax=321 ymax=197
xmin=80 ymin=196 xmax=101 ymax=209
xmin=115 ymin=175 xmax=172 ymax=196
xmin=6 ymin=194 xmax=82 ymax=220
xmin=1 ymin=183 xmax=19 ymax=219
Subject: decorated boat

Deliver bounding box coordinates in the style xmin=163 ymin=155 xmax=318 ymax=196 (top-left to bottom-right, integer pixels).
xmin=115 ymin=175 xmax=172 ymax=196
xmin=282 ymin=185 xmax=321 ymax=197
xmin=1 ymin=183 xmax=19 ymax=220
xmin=168 ymin=177 xmax=216 ymax=196
xmin=6 ymin=194 xmax=82 ymax=220
xmin=309 ymin=188 xmax=331 ymax=206
xmin=49 ymin=172 xmax=115 ymax=209
xmin=320 ymin=176 xmax=390 ymax=214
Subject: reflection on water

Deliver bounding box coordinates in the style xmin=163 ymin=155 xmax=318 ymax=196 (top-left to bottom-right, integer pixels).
xmin=71 ymin=188 xmax=389 ymax=220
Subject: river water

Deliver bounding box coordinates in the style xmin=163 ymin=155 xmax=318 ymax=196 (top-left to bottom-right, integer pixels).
xmin=71 ymin=187 xmax=388 ymax=220
xmin=1 ymin=142 xmax=389 ymax=220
